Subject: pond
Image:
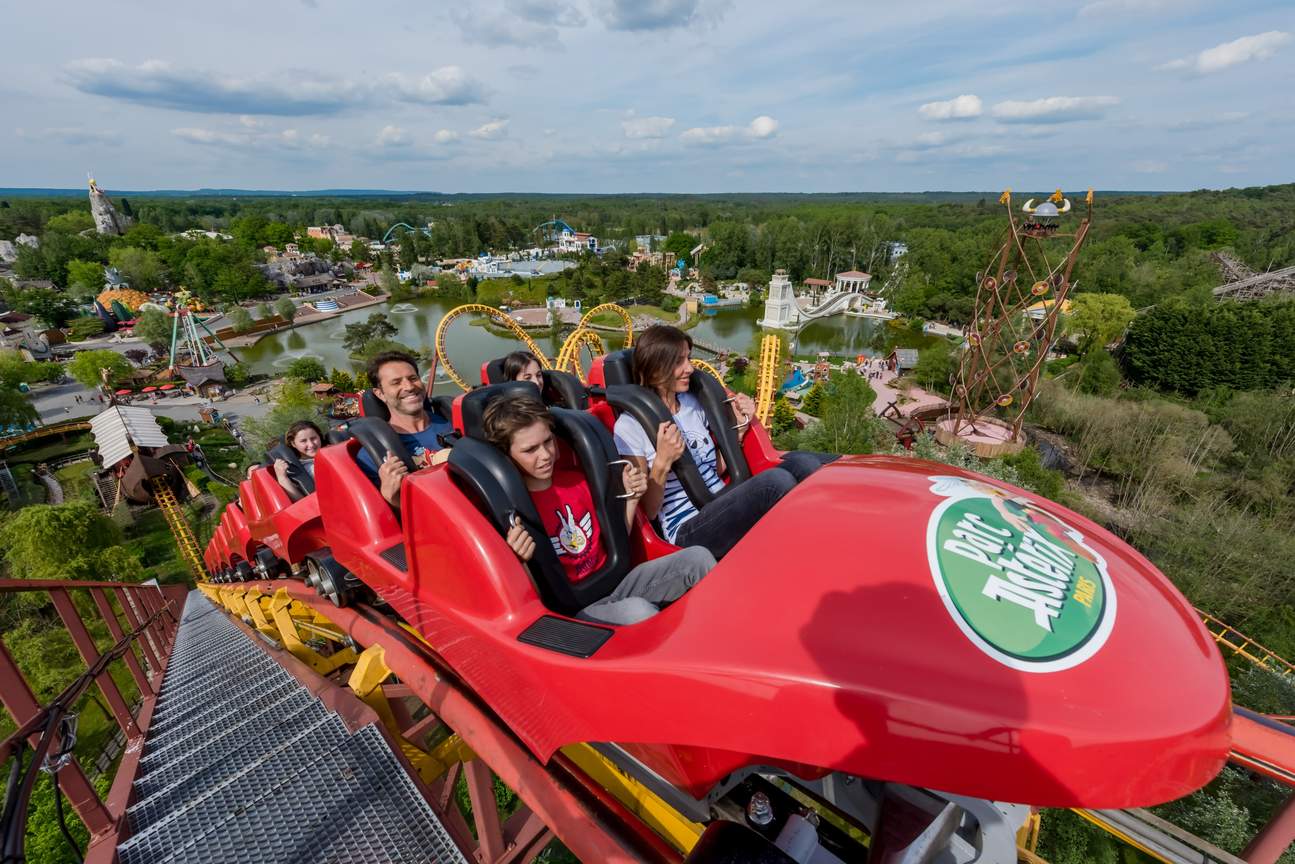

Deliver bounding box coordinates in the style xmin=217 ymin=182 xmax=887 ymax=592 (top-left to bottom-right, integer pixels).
xmin=236 ymin=297 xmax=883 ymax=395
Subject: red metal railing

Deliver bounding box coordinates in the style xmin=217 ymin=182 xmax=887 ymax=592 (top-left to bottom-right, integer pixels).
xmin=0 ymin=578 xmax=185 ymax=864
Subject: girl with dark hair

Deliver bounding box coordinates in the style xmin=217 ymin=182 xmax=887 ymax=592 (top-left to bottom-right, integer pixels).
xmin=502 ymin=350 xmax=543 ymax=387
xmin=274 ymin=420 xmax=323 ymax=501
xmin=613 ymin=325 xmax=831 ymax=559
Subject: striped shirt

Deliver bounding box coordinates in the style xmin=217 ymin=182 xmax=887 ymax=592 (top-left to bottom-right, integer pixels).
xmin=613 ymin=392 xmax=725 ymax=543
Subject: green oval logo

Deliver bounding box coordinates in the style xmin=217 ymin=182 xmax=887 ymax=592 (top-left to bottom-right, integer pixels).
xmin=926 ymin=476 xmax=1116 ymax=672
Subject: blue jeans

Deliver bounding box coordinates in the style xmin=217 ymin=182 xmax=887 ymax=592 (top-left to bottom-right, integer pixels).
xmin=673 ymin=451 xmax=834 ymax=559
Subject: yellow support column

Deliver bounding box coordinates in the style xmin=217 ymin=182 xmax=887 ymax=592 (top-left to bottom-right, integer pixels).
xmin=755 ymin=333 xmax=782 ymax=426
xmin=242 ymin=588 xmax=279 ymax=638
xmin=347 ymin=644 xmax=448 ymax=782
xmin=151 ymin=477 xmax=206 ymax=582
xmin=267 ymin=588 xmax=357 ymax=675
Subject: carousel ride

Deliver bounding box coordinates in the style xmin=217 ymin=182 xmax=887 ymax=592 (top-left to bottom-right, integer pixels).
xmin=936 ymin=189 xmax=1094 ymax=457
xmin=182 ymin=296 xmax=1266 ymax=863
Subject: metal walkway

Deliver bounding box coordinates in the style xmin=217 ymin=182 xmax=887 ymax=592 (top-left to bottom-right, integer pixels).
xmin=116 ymin=591 xmax=468 ymax=864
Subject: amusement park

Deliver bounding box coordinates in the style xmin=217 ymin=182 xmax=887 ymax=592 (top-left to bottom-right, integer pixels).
xmin=4 ymin=172 xmax=1295 ymax=864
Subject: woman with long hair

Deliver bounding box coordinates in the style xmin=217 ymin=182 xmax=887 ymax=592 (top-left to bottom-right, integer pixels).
xmin=273 ymin=419 xmax=323 ymax=501
xmin=613 ymin=325 xmax=830 ymax=559
xmin=501 ymin=350 xmax=543 ymax=387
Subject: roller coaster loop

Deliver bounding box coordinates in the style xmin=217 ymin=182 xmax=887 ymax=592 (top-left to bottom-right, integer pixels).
xmin=577 ymin=303 xmax=635 ymax=348
xmin=434 ymin=304 xmax=554 ymax=391
xmin=554 ymin=327 xmax=608 ymax=384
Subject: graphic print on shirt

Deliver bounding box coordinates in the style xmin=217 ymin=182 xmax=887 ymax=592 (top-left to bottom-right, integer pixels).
xmin=551 ymin=504 xmax=594 ymax=556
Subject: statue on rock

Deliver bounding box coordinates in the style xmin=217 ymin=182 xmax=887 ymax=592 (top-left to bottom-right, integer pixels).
xmin=88 ymin=176 xmax=132 ymax=236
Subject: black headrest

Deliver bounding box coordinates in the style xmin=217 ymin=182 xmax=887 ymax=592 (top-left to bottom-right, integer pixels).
xmin=604 ymin=384 xmax=727 ymax=509
xmin=688 ymin=369 xmax=751 ymax=485
xmin=267 ymin=443 xmax=315 ymax=495
xmin=485 ymin=358 xmax=589 ymax=411
xmin=362 ymin=389 xmax=452 ymax=425
xmin=448 ymin=407 xmax=631 ymax=616
xmin=457 ymin=381 xmax=542 ymax=439
xmin=600 ymin=349 xmax=635 ymax=386
xmin=347 ymin=417 xmax=417 ymax=474
xmin=326 ymin=426 xmax=353 ymax=445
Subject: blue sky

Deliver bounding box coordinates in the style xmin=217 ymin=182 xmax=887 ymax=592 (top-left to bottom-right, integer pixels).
xmin=2 ymin=0 xmax=1291 ymax=192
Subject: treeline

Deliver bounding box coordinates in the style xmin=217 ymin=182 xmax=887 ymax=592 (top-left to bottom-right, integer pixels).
xmin=1123 ymin=299 xmax=1295 ymax=394
xmin=5 ymin=185 xmax=1293 ymax=325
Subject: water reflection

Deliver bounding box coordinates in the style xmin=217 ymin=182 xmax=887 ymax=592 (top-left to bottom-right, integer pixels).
xmin=238 ymin=296 xmax=876 ymax=395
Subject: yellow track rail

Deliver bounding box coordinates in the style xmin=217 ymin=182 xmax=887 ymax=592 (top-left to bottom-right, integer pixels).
xmin=554 ymin=327 xmax=608 ymax=384
xmin=0 ymin=420 xmax=91 ymax=448
xmin=434 ymin=304 xmax=553 ymax=391
xmin=151 ymin=477 xmax=206 ymax=582
xmin=1200 ymin=608 xmax=1295 ymax=676
xmin=755 ymin=334 xmax=782 ymax=426
xmin=690 ymin=358 xmax=723 ymax=383
xmin=577 ymin=303 xmax=635 ymax=348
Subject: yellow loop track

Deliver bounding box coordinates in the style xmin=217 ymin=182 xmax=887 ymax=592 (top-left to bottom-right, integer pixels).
xmin=434 ymin=304 xmax=553 ymax=391
xmin=554 ymin=327 xmax=608 ymax=384
xmin=755 ymin=334 xmax=782 ymax=426
xmin=577 ymin=303 xmax=635 ymax=348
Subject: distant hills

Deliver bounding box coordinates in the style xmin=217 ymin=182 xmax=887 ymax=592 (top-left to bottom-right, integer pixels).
xmin=0 ymin=188 xmax=1171 ymax=202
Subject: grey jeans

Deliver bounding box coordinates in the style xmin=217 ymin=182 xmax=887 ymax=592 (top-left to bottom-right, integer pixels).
xmin=580 ymin=546 xmax=716 ymax=625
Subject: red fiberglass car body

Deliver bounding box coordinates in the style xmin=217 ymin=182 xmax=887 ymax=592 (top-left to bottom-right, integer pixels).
xmin=284 ymin=393 xmax=1231 ymax=812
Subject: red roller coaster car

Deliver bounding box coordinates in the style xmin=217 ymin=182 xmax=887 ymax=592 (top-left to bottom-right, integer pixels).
xmin=206 ymin=352 xmax=1231 ymax=860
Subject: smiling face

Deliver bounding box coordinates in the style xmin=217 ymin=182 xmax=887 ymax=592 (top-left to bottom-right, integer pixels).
xmin=374 ymin=360 xmax=425 ymax=419
xmin=508 ymin=419 xmax=558 ymax=485
xmin=291 ymin=427 xmax=322 ymax=458
xmin=515 ymin=360 xmax=543 ymax=388
xmin=668 ymin=345 xmax=694 ymax=395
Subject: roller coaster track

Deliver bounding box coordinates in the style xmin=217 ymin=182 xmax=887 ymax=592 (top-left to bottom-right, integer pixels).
xmin=434 ymin=304 xmax=554 ymax=391
xmin=0 ymin=419 xmax=91 ymax=448
xmin=1199 ymin=608 xmax=1295 ymax=676
xmin=151 ymin=477 xmax=206 ymax=582
xmin=578 ymin=303 xmax=635 ymax=348
xmin=554 ymin=327 xmax=608 ymax=384
xmin=1211 ymin=252 xmax=1295 ymax=300
xmin=754 ymin=334 xmax=782 ymax=426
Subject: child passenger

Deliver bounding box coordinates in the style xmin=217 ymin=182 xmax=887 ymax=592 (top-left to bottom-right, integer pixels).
xmin=273 ymin=420 xmax=323 ymax=501
xmin=500 ymin=350 xmax=544 ymax=387
xmin=482 ymin=395 xmax=714 ymax=625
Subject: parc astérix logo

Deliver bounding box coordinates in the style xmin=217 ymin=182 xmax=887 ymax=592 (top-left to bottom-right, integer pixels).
xmin=926 ymin=476 xmax=1116 ymax=673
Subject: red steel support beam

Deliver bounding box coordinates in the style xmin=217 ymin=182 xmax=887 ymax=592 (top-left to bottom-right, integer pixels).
xmin=116 ymin=587 xmax=162 ymax=680
xmin=89 ymin=587 xmax=153 ymax=699
xmin=1244 ymin=791 xmax=1295 ymax=864
xmin=0 ymin=638 xmax=115 ymax=837
xmin=466 ymin=759 xmax=506 ymax=862
xmin=50 ymin=589 xmax=140 ymax=739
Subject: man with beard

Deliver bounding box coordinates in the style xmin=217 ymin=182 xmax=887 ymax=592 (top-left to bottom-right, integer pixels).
xmin=357 ymin=350 xmax=453 ymax=507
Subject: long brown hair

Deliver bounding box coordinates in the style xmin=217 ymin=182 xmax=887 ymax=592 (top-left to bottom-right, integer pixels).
xmin=632 ymin=325 xmax=692 ymax=396
xmin=284 ymin=420 xmax=323 ymax=455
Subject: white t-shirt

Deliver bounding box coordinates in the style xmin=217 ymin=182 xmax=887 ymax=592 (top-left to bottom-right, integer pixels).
xmin=613 ymin=392 xmax=725 ymax=543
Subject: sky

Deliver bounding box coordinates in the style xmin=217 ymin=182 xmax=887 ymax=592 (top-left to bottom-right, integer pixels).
xmin=1 ymin=0 xmax=1292 ymax=193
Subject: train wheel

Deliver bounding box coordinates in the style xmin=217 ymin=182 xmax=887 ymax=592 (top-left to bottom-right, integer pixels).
xmin=235 ymin=560 xmax=254 ymax=582
xmin=255 ymin=547 xmax=286 ymax=580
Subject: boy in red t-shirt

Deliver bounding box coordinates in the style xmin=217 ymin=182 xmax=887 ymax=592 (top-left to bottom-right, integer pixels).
xmin=482 ymin=395 xmax=715 ymax=625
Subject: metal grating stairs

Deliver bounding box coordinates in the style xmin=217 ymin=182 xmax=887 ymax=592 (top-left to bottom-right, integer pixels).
xmin=117 ymin=590 xmax=468 ymax=864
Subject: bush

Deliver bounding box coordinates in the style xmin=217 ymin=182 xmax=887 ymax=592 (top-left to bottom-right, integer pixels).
xmin=224 ymin=363 xmax=251 ymax=388
xmin=67 ymin=315 xmax=106 ymax=341
xmin=913 ymin=341 xmax=956 ymax=394
xmin=1075 ymin=348 xmax=1121 ymax=395
xmin=227 ymin=306 xmax=254 ymax=334
xmin=284 ymin=357 xmax=326 ymax=382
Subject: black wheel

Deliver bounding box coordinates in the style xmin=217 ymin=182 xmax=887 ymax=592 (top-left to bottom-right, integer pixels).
xmin=235 ymin=560 xmax=254 ymax=582
xmin=255 ymin=547 xmax=285 ymax=580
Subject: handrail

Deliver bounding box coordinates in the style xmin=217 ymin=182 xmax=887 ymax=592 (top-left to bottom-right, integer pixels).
xmin=0 ymin=579 xmax=182 ymax=863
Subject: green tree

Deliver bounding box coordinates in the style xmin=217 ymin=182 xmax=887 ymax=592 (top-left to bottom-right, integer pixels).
xmin=1066 ymin=292 xmax=1136 ymax=353
xmin=241 ymin=380 xmax=326 ymax=455
xmin=0 ymin=500 xmax=125 ymax=581
xmin=227 ymin=306 xmax=254 ymax=334
xmin=225 ymin=362 xmax=251 ymax=388
xmin=1075 ymin=348 xmax=1121 ymax=395
xmin=275 ymin=296 xmax=297 ymax=323
xmin=66 ymin=258 xmax=104 ymax=295
xmin=378 ymin=265 xmax=403 ymax=297
xmin=66 ymin=349 xmax=132 ymax=389
xmin=661 ymin=232 xmax=698 ymax=268
xmin=255 ymin=301 xmax=273 ymax=319
xmin=67 ymin=315 xmax=106 ymax=341
xmin=399 ymin=232 xmax=418 ymax=269
xmin=349 ymin=238 xmax=371 ymax=263
xmin=133 ymin=308 xmax=174 ymax=351
xmin=342 ymin=313 xmax=398 ymax=354
xmin=284 ymin=356 xmax=326 ymax=382
xmin=771 ymin=397 xmax=798 ymax=436
xmin=801 ymin=381 xmax=825 ymax=416
xmin=0 ymin=386 xmax=37 ymax=429
xmin=329 ymin=368 xmax=357 ymax=391
xmin=44 ymin=210 xmax=95 ymax=234
xmin=0 ymin=283 xmax=80 ymax=328
xmin=108 ymin=246 xmax=166 ymax=293
xmin=913 ymin=341 xmax=956 ymax=394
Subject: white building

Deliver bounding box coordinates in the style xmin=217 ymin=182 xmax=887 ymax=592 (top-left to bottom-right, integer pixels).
xmin=758 ymin=270 xmax=800 ymax=330
xmin=834 ymin=270 xmax=873 ymax=294
xmin=557 ymin=229 xmax=598 ymax=254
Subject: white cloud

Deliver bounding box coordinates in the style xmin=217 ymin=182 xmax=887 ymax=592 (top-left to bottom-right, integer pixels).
xmin=748 ymin=115 xmax=779 ymax=139
xmin=1164 ymin=111 xmax=1250 ymax=131
xmin=507 ymin=0 xmax=585 ymax=26
xmin=434 ymin=129 xmax=460 ymax=144
xmin=174 ymin=123 xmax=328 ymax=151
xmin=66 ymin=58 xmax=487 ymax=115
xmin=622 ymin=115 xmax=675 ymax=139
xmin=470 ymin=118 xmax=509 ymax=140
xmin=991 ymin=95 xmax=1119 ymax=123
xmin=918 ymin=94 xmax=982 ymax=120
xmin=385 ymin=67 xmax=489 ymax=106
xmin=377 ymin=125 xmax=410 ymax=147
xmin=173 ymin=127 xmax=251 ymax=146
xmin=680 ymin=115 xmax=778 ymax=146
xmin=1158 ymin=31 xmax=1291 ymax=74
